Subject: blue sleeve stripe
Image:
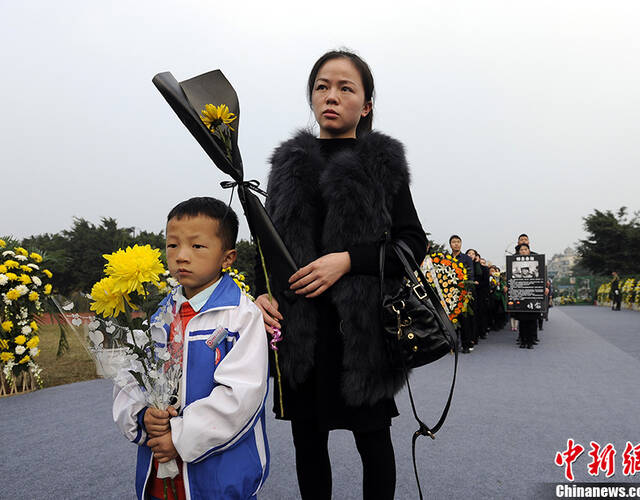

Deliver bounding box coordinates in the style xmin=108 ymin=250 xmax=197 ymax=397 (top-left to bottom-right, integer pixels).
xmin=193 ymin=390 xmax=267 ymax=463
xmin=133 ymin=407 xmax=147 ymax=444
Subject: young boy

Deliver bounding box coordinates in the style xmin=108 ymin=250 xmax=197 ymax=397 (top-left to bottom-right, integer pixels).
xmin=113 ymin=197 xmax=270 ymax=500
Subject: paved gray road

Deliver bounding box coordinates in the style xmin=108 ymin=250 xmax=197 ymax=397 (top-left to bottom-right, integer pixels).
xmin=1 ymin=306 xmax=639 ymax=499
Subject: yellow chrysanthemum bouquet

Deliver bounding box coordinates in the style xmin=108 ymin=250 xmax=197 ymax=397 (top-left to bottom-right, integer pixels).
xmin=0 ymin=240 xmax=53 ymax=391
xmin=55 ymin=245 xmax=185 ymax=477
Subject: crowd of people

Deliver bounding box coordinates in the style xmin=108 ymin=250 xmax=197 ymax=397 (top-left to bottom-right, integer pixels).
xmin=444 ymin=233 xmax=551 ymax=353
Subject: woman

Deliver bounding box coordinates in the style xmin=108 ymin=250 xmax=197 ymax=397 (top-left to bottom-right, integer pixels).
xmin=254 ymin=49 xmax=427 ymax=499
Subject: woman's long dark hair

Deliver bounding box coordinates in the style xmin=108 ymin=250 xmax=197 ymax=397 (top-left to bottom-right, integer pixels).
xmin=306 ymin=49 xmax=375 ymax=137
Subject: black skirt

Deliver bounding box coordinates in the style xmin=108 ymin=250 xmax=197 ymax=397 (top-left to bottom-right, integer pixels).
xmin=271 ymin=296 xmax=398 ymax=432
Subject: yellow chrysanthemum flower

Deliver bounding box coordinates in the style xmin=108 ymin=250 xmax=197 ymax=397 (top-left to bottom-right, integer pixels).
xmin=0 ymin=339 xmax=8 ymax=349
xmin=0 ymin=352 xmax=14 ymax=362
xmin=6 ymin=272 xmax=18 ymax=281
xmin=4 ymin=260 xmax=19 ymax=269
xmin=19 ymin=274 xmax=32 ymax=285
xmin=0 ymin=265 xmax=6 ymax=273
xmin=18 ymin=355 xmax=31 ymax=364
xmin=156 ymin=281 xmax=167 ymax=291
xmin=6 ymin=289 xmax=20 ymax=301
xmin=200 ymin=104 xmax=237 ymax=131
xmin=30 ymin=321 xmax=38 ymax=332
xmin=44 ymin=283 xmax=52 ymax=295
xmin=14 ymin=335 xmax=26 ymax=345
xmin=103 ymin=245 xmax=165 ymax=295
xmin=20 ymin=265 xmax=33 ymax=273
xmin=0 ymin=239 xmax=6 ymax=248
xmin=43 ymin=269 xmax=53 ymax=279
xmin=1 ymin=320 xmax=13 ymax=332
xmin=30 ymin=252 xmax=43 ymax=263
xmin=89 ymin=276 xmax=127 ymax=318
xmin=29 ymin=291 xmax=39 ymax=302
xmin=15 ymin=247 xmax=28 ymax=257
xmin=26 ymin=336 xmax=40 ymax=349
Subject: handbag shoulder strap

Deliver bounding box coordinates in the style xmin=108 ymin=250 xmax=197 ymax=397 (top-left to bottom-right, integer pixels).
xmin=379 ymin=238 xmax=459 ymax=500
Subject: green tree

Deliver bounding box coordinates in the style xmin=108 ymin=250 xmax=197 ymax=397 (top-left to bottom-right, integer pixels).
xmin=234 ymin=239 xmax=257 ymax=292
xmin=22 ymin=218 xmax=166 ymax=295
xmin=577 ymin=207 xmax=640 ymax=276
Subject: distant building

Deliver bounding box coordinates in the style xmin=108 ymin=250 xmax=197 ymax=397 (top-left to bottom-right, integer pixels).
xmin=548 ymin=247 xmax=579 ymax=278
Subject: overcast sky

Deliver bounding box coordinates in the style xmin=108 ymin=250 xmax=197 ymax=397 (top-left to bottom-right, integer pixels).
xmin=2 ymin=0 xmax=638 ymax=267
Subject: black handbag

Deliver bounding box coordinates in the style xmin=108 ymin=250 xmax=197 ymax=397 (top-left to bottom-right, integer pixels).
xmin=379 ymin=239 xmax=459 ymax=500
xmin=380 ymin=240 xmax=457 ymax=367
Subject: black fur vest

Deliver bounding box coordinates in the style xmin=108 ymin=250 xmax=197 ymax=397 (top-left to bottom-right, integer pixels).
xmin=266 ymin=130 xmax=409 ymax=406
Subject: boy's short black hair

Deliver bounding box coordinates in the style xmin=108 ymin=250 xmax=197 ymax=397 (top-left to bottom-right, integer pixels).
xmin=518 ymin=233 xmax=529 ymax=239
xmin=515 ymin=242 xmax=530 ymax=253
xmin=449 ymin=234 xmax=461 ymax=244
xmin=167 ymin=197 xmax=238 ymax=249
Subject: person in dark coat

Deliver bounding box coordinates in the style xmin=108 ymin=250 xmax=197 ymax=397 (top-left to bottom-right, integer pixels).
xmin=254 ymin=49 xmax=427 ymax=500
xmin=513 ymin=243 xmax=538 ymax=349
xmin=449 ymin=235 xmax=475 ymax=353
xmin=610 ymin=271 xmax=622 ymax=311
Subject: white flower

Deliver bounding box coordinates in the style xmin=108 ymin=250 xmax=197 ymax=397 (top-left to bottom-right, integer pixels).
xmin=0 ymin=275 xmax=7 ymax=286
xmin=16 ymin=285 xmax=28 ymax=296
xmin=15 ymin=255 xmax=27 ymax=262
xmin=30 ymin=347 xmax=39 ymax=357
xmin=20 ymin=307 xmax=28 ymax=319
xmin=21 ymin=325 xmax=32 ymax=335
xmin=157 ymin=350 xmax=171 ymax=361
xmin=27 ymin=263 xmax=39 ymax=270
xmin=2 ymin=294 xmax=11 ymax=305
xmin=132 ymin=329 xmax=148 ymax=345
xmin=15 ymin=345 xmax=26 ymax=355
xmin=2 ymin=250 xmax=15 ymax=257
xmin=167 ymin=277 xmax=179 ymax=288
xmin=32 ymin=276 xmax=42 ymax=287
xmin=147 ymin=369 xmax=160 ymax=380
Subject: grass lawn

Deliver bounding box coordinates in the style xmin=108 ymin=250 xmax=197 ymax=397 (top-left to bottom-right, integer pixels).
xmin=36 ymin=324 xmax=98 ymax=388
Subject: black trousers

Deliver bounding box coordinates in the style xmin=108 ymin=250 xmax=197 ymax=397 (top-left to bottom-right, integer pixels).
xmin=519 ymin=317 xmax=538 ymax=347
xmin=291 ymin=420 xmax=396 ymax=500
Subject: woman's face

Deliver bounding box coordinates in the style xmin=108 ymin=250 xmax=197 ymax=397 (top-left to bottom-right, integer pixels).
xmin=311 ymin=58 xmax=371 ymax=139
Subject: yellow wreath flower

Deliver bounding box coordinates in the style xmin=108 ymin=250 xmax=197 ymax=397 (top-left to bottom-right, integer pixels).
xmin=0 ymin=352 xmax=14 ymax=362
xmin=30 ymin=252 xmax=43 ymax=263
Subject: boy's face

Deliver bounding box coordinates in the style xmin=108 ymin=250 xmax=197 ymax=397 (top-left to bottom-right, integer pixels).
xmin=166 ymin=215 xmax=236 ymax=299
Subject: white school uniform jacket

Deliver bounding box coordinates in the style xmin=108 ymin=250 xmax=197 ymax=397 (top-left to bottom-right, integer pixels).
xmin=112 ymin=273 xmax=270 ymax=499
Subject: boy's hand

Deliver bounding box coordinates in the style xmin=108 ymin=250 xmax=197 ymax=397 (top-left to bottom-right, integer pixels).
xmin=144 ymin=406 xmax=179 ymax=437
xmin=148 ymin=432 xmax=179 ymax=463
xmin=144 ymin=407 xmax=170 ymax=437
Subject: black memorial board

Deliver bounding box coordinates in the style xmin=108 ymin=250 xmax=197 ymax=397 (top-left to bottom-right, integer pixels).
xmin=506 ymin=254 xmax=547 ymax=313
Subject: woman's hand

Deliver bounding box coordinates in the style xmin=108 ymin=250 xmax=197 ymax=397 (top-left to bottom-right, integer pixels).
xmin=289 ymin=252 xmax=351 ymax=298
xmin=255 ymin=294 xmax=283 ymax=335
